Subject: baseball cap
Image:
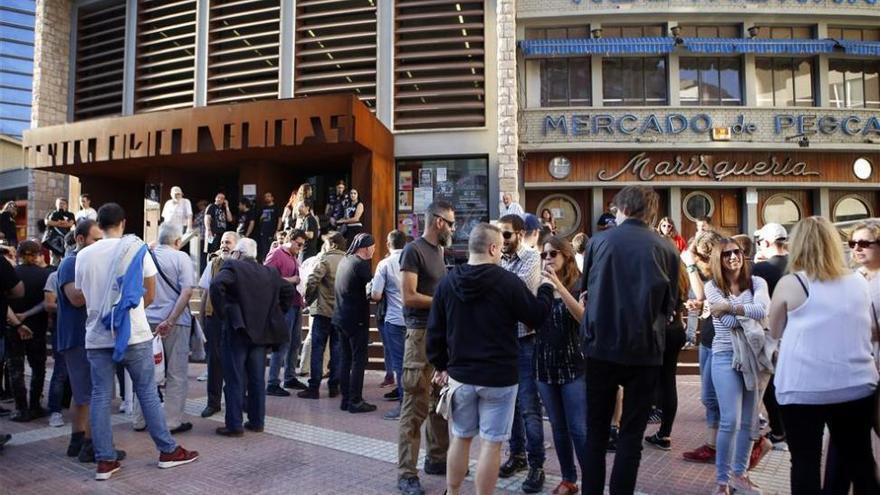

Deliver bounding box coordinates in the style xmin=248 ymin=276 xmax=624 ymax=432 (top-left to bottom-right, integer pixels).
xmin=597 ymin=213 xmax=617 ymax=228
xmin=754 ymin=223 xmax=787 ymax=242
xmin=523 ymin=213 xmax=542 ymax=232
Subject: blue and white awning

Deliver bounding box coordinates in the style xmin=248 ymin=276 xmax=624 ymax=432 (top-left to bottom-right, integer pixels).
xmin=684 ymin=38 xmax=837 ymax=54
xmin=519 ymin=37 xmax=675 ymax=56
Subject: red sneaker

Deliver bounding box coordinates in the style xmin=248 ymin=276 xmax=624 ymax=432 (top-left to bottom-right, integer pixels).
xmin=157 ymin=446 xmax=199 ymax=469
xmin=748 ymin=437 xmax=772 ymax=470
xmin=95 ymin=460 xmax=121 ymax=481
xmin=682 ymin=444 xmax=716 ymax=463
xmin=551 ymin=480 xmax=579 ymax=495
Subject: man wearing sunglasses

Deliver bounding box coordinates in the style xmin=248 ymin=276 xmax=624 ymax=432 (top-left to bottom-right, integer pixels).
xmin=497 ymin=214 xmax=546 ymax=493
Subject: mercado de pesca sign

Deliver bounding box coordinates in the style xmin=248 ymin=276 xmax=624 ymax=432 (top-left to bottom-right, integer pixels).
xmin=598 ymin=152 xmax=820 ymax=182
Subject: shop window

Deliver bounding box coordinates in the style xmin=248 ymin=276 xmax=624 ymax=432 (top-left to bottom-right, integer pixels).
xmin=679 ymin=57 xmax=742 ymax=106
xmin=762 ymin=194 xmax=801 ymax=230
xmin=603 ymin=57 xmax=667 ymax=106
xmin=395 ymin=157 xmax=489 ymax=264
xmin=526 ymin=26 xmax=588 ymax=40
xmin=828 ymin=59 xmax=880 ymax=109
xmin=678 ymin=25 xmax=740 ymax=39
xmin=602 ymin=25 xmax=665 ymax=38
xmin=756 ymin=57 xmax=814 ymax=107
xmin=683 ymin=191 xmax=714 ymax=222
xmin=828 ymin=27 xmax=880 ymax=42
xmin=541 ymin=58 xmax=591 ymax=107
xmin=753 ymin=25 xmax=814 ymax=40
xmin=537 ymin=194 xmax=582 ymax=238
xmin=834 ymin=196 xmax=873 ymax=223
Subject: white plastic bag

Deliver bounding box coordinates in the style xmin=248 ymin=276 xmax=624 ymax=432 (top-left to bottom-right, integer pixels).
xmin=152 ymin=335 xmax=165 ymax=385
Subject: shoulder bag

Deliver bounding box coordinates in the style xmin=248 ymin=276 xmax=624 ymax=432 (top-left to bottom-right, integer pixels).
xmin=148 ymin=249 xmax=205 ymax=343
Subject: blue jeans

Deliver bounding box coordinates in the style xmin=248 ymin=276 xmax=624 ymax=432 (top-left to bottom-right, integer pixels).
xmin=88 ymin=341 xmax=177 ymax=461
xmin=383 ymin=322 xmax=405 ymax=399
xmin=267 ymin=307 xmax=301 ymax=387
xmin=509 ymin=335 xmax=545 ymax=467
xmin=700 ymin=344 xmax=720 ymax=428
xmin=307 ymin=315 xmax=340 ymax=390
xmin=711 ymin=350 xmax=756 ymax=484
xmin=222 ymin=324 xmax=267 ymax=431
xmin=47 ymin=349 xmax=69 ymax=413
xmin=538 ymin=377 xmax=588 ymax=483
xmin=377 ymin=321 xmax=393 ymax=380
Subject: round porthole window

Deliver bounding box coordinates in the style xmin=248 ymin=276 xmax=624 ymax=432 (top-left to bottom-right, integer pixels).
xmin=683 ymin=191 xmax=715 ymax=222
xmin=762 ymin=194 xmax=802 ymax=230
xmin=853 ymin=158 xmax=873 ymax=181
xmin=548 ymin=156 xmax=572 ymax=180
xmin=536 ymin=194 xmax=581 ymax=238
xmin=833 ymin=196 xmax=873 ymax=223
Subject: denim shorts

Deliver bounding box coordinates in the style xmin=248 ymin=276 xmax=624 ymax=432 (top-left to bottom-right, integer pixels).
xmin=450 ymin=382 xmax=518 ymax=442
xmin=62 ymin=346 xmax=92 ymax=406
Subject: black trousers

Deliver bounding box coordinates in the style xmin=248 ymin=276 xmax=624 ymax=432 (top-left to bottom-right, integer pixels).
xmin=6 ymin=333 xmax=47 ymax=411
xmin=657 ymin=328 xmax=686 ymax=438
xmin=780 ymin=394 xmax=880 ymax=495
xmin=762 ymin=378 xmax=785 ymax=438
xmin=584 ymin=358 xmax=659 ymax=495
xmin=205 ymin=315 xmax=225 ymax=409
xmin=338 ymin=321 xmax=369 ymax=406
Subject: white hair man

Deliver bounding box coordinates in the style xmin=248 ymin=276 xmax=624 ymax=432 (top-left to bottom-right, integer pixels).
xmin=161 ymin=186 xmax=193 ymax=233
xmin=500 ymin=192 xmax=525 ymax=219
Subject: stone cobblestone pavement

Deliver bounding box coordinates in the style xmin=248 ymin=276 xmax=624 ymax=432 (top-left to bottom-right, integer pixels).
xmin=0 ymin=365 xmax=796 ymax=495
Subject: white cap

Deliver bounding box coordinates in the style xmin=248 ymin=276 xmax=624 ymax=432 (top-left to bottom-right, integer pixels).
xmin=755 ymin=223 xmax=787 ymax=242
xmin=170 ymin=186 xmax=183 ymax=196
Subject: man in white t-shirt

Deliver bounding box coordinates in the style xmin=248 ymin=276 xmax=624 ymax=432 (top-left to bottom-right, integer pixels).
xmin=75 ymin=203 xmax=199 ymax=481
xmin=75 ymin=194 xmax=98 ymax=223
xmin=161 ymin=186 xmax=193 ymax=233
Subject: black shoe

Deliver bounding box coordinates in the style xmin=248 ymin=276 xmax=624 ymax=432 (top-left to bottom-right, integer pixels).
xmin=29 ymin=407 xmax=48 ymax=420
xmin=67 ymin=432 xmax=85 ymax=457
xmin=0 ymin=433 xmax=10 ymax=449
xmin=215 ymin=427 xmax=244 ymax=437
xmin=498 ymin=454 xmax=527 ymax=478
xmin=297 ymin=388 xmax=319 ymax=399
xmin=78 ymin=441 xmax=126 ymax=463
xmin=328 ymin=386 xmax=340 ymax=398
xmin=170 ymin=422 xmax=193 ymax=434
xmin=521 ymin=467 xmax=545 ymax=494
xmin=348 ymin=401 xmax=377 ymax=414
xmin=383 ymin=389 xmax=401 ymax=401
xmin=644 ymin=433 xmax=672 ymax=451
xmin=608 ymin=426 xmax=619 ymax=452
xmin=398 ymin=477 xmax=425 ymax=495
xmin=283 ymin=378 xmax=308 ymax=390
xmin=647 ymin=408 xmax=663 ymax=425
xmin=244 ymin=421 xmax=264 ymax=433
xmin=9 ymin=410 xmax=32 ymax=423
xmin=201 ymin=405 xmax=220 ymax=418
xmin=0 ymin=406 xmax=10 ymax=417
xmin=340 ymin=401 xmax=350 ymax=411
xmin=423 ymin=458 xmax=447 ymax=475
xmin=266 ymin=384 xmax=291 ymax=397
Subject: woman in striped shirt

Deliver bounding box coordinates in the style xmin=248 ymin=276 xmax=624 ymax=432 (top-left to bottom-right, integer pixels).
xmin=705 ymin=238 xmax=769 ymax=495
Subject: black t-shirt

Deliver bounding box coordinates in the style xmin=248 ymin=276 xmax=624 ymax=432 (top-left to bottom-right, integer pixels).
xmin=9 ymin=264 xmax=50 ymax=336
xmin=0 ymin=211 xmax=16 ymax=245
xmin=332 ymin=255 xmax=372 ymax=329
xmin=258 ymin=205 xmax=280 ymax=238
xmin=400 ymin=237 xmax=447 ymax=328
xmin=301 ymin=215 xmax=319 ymax=259
xmin=0 ymin=258 xmax=20 ymax=334
xmin=46 ymin=209 xmax=75 ymax=237
xmin=752 ymin=255 xmax=789 ymax=297
xmin=205 ymin=203 xmax=228 ymax=236
xmin=237 ymin=209 xmax=257 ymax=238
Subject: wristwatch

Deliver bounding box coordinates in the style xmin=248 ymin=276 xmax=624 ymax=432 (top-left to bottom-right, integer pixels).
xmin=686 ymin=264 xmax=698 ymax=273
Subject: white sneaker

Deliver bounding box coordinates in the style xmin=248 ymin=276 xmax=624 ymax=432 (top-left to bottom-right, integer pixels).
xmin=49 ymin=412 xmax=65 ymax=427
xmin=197 ymin=372 xmax=208 ymax=382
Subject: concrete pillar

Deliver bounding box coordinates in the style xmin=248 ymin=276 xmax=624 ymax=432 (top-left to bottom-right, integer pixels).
xmin=670 ymin=187 xmax=682 ymax=231
xmin=592 ymin=187 xmax=604 ymax=232
xmin=375 ymin=0 xmax=393 ymax=127
xmin=819 ymin=187 xmax=831 ymax=218
xmin=817 ymin=21 xmax=831 ymax=108
xmin=746 ymin=187 xmax=759 ymax=236
xmin=496 ymin=0 xmax=519 ymax=217
xmin=194 ymin=0 xmax=209 ymax=106
xmin=279 ymin=0 xmax=295 ymax=99
xmin=590 ymin=23 xmax=603 ymax=107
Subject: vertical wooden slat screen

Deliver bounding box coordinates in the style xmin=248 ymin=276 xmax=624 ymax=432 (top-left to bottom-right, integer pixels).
xmin=294 ymin=0 xmax=377 ymax=109
xmin=207 ymin=0 xmax=280 ymax=104
xmin=394 ymin=0 xmax=486 ymax=130
xmin=74 ymin=1 xmax=126 ymax=120
xmin=135 ymin=0 xmax=197 ymax=112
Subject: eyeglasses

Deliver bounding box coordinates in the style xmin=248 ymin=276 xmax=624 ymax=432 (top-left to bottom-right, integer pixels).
xmin=722 ymin=248 xmax=742 ymax=258
xmin=540 ymin=250 xmax=559 ymax=260
xmin=848 ymin=239 xmax=880 ymax=249
xmin=433 ymin=214 xmax=455 ymax=229
xmin=501 ymin=230 xmax=519 ymax=240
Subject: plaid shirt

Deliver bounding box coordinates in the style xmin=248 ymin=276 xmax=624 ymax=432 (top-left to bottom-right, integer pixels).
xmin=501 ymin=244 xmax=542 ymax=338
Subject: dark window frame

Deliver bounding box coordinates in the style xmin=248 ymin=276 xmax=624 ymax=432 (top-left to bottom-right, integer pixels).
xmin=679 ymin=56 xmax=743 ymax=106
xmin=602 ymin=56 xmax=668 ymax=106
xmin=755 ymin=57 xmax=816 ymax=107
xmin=828 ymin=58 xmax=880 ymax=109
xmin=539 ymin=57 xmax=591 ymax=107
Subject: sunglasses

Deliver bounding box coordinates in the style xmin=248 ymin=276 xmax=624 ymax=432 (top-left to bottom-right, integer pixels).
xmin=540 ymin=250 xmax=559 ymax=260
xmin=501 ymin=230 xmax=519 ymax=240
xmin=722 ymin=248 xmax=742 ymax=258
xmin=433 ymin=214 xmax=455 ymax=229
xmin=848 ymin=239 xmax=880 ymax=249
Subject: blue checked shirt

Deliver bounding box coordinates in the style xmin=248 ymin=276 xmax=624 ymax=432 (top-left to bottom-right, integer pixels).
xmin=501 ymin=244 xmax=542 ymax=338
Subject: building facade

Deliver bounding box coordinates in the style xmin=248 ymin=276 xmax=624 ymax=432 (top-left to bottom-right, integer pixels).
xmin=513 ymin=0 xmax=880 ymax=240
xmin=24 ymin=0 xmax=503 ymax=262
xmin=1 ymin=0 xmax=35 ymax=139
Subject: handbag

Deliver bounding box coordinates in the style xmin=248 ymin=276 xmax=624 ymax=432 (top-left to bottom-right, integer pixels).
xmin=41 ymin=228 xmax=65 ymax=256
xmin=152 ymin=335 xmax=165 ymax=385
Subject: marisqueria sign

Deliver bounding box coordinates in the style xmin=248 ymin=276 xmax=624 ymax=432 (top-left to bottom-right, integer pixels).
xmin=598 ymin=152 xmax=820 ymax=182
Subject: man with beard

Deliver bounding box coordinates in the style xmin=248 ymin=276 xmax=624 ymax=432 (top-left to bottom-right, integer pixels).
xmin=197 ymin=231 xmax=240 ymax=418
xmin=397 ymin=201 xmax=455 ymax=495
xmin=496 ymin=214 xmax=545 ymax=493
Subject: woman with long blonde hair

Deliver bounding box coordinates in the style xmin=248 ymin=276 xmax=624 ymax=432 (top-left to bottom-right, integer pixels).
xmin=769 ymin=216 xmax=879 ymax=495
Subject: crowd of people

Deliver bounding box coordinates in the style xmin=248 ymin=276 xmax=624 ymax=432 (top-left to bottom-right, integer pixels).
xmin=0 ymin=183 xmax=878 ymax=495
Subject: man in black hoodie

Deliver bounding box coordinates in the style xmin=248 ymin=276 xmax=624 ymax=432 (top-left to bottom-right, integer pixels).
xmin=427 ymin=223 xmax=554 ymax=495
xmin=580 ymin=186 xmax=679 ymax=495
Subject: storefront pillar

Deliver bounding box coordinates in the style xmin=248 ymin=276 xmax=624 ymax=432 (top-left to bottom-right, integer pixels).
xmin=819 ymin=188 xmax=831 ymax=218
xmin=592 ymin=187 xmax=604 ymax=229
xmin=669 ymin=187 xmax=682 ymax=231
xmin=746 ymin=187 xmax=759 ymax=237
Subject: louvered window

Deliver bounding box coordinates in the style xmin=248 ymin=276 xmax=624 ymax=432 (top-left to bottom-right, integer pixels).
xmin=74 ymin=1 xmax=126 ymax=120
xmin=294 ymin=0 xmax=377 ymax=109
xmin=207 ymin=0 xmax=280 ymax=104
xmin=394 ymin=0 xmax=485 ymax=130
xmin=135 ymin=0 xmax=196 ymax=112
